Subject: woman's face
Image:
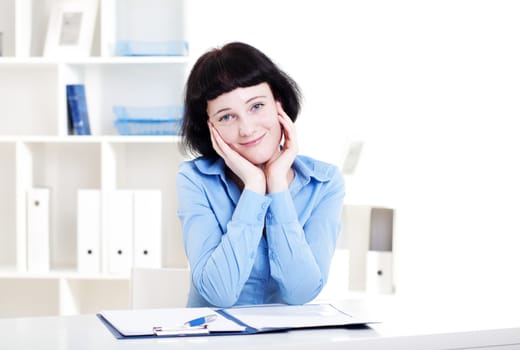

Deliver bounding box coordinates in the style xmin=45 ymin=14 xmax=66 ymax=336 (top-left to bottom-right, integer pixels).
xmin=207 ymin=82 xmax=282 ymax=165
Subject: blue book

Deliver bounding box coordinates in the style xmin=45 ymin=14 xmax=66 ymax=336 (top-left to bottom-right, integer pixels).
xmin=66 ymin=84 xmax=91 ymax=135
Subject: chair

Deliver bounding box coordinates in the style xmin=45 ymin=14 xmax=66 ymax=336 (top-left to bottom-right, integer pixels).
xmin=130 ymin=267 xmax=191 ymax=309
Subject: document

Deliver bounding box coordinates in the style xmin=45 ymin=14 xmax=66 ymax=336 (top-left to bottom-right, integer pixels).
xmin=100 ymin=307 xmax=246 ymax=336
xmin=99 ymin=303 xmax=370 ymax=339
xmin=223 ymin=304 xmax=356 ymax=330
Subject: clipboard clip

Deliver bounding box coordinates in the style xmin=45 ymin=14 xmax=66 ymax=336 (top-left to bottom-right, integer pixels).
xmin=152 ymin=325 xmax=210 ymax=336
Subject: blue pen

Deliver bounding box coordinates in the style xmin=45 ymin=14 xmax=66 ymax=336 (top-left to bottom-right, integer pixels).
xmin=184 ymin=314 xmax=218 ymax=327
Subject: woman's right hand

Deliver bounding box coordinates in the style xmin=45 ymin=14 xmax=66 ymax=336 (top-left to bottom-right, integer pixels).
xmin=208 ymin=122 xmax=266 ymax=194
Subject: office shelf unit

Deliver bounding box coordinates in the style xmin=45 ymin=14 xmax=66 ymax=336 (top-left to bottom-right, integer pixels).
xmin=0 ymin=0 xmax=189 ymax=317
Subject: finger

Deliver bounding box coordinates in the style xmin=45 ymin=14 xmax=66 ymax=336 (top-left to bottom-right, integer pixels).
xmin=208 ymin=123 xmax=218 ymax=149
xmin=209 ymin=124 xmax=243 ymax=164
xmin=275 ymin=103 xmax=294 ymax=130
xmin=276 ymin=101 xmax=292 ymax=120
xmin=278 ymin=113 xmax=293 ymax=131
xmin=277 ymin=114 xmax=298 ymax=155
xmin=208 ymin=123 xmax=227 ymax=157
xmin=278 ymin=114 xmax=297 ymax=142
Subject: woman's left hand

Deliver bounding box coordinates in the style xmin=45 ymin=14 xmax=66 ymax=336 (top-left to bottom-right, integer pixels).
xmin=264 ymin=102 xmax=298 ymax=193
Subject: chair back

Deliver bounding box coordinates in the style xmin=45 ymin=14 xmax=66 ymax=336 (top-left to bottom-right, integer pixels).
xmin=131 ymin=267 xmax=190 ymax=308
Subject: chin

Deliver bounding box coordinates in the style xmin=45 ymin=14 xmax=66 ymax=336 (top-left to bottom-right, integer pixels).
xmin=240 ymin=145 xmax=278 ymax=166
xmin=243 ymin=153 xmax=270 ymax=166
xmin=248 ymin=158 xmax=269 ymax=166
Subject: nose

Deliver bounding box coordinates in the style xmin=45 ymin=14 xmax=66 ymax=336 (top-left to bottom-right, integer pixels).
xmin=238 ymin=116 xmax=255 ymax=137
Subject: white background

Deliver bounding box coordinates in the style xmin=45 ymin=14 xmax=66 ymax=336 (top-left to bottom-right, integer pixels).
xmin=185 ymin=0 xmax=520 ymax=301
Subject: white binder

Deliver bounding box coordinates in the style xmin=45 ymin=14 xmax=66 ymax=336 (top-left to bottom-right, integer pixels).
xmin=344 ymin=205 xmax=395 ymax=294
xmin=26 ymin=188 xmax=50 ymax=272
xmin=366 ymin=207 xmax=394 ymax=294
xmin=133 ymin=190 xmax=162 ymax=268
xmin=105 ymin=190 xmax=134 ymax=274
xmin=366 ymin=251 xmax=394 ymax=294
xmin=77 ymin=189 xmax=102 ymax=273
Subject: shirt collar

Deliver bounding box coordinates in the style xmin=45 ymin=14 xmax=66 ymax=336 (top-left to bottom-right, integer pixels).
xmin=290 ymin=156 xmax=335 ymax=195
xmin=193 ymin=155 xmax=335 ymax=192
xmin=292 ymin=155 xmax=336 ymax=183
xmin=193 ymin=157 xmax=225 ymax=176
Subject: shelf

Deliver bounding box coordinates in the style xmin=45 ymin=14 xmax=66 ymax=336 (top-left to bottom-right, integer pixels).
xmin=0 ymin=269 xmax=131 ymax=280
xmin=0 ymin=143 xmax=16 ymax=268
xmin=0 ymin=63 xmax=59 ymax=135
xmin=1 ymin=0 xmax=189 ymax=317
xmin=0 ymin=135 xmax=182 ymax=143
xmin=0 ymin=56 xmax=190 ymax=65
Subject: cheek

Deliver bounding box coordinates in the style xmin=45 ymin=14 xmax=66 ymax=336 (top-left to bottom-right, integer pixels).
xmin=264 ymin=114 xmax=282 ymax=139
xmin=271 ymin=121 xmax=282 ymax=141
xmin=216 ymin=127 xmax=236 ymax=144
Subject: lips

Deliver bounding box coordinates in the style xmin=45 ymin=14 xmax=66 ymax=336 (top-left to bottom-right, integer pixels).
xmin=240 ymin=134 xmax=265 ymax=147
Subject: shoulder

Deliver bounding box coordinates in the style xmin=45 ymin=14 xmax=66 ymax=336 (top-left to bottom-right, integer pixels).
xmin=294 ymin=155 xmax=342 ymax=183
xmin=178 ymin=157 xmax=225 ymax=177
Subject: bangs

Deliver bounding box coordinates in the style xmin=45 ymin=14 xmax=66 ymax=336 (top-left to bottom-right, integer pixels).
xmin=202 ymin=49 xmax=270 ymax=101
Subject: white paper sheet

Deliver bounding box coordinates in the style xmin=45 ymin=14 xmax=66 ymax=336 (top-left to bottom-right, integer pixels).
xmin=100 ymin=307 xmax=246 ymax=336
xmin=223 ymin=304 xmax=354 ymax=330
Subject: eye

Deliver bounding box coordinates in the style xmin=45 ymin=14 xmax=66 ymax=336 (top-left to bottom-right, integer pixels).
xmin=251 ymin=102 xmax=264 ymax=112
xmin=218 ymin=113 xmax=234 ymax=123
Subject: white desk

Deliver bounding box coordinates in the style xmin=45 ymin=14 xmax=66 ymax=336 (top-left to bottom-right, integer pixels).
xmin=1 ymin=296 xmax=519 ymax=350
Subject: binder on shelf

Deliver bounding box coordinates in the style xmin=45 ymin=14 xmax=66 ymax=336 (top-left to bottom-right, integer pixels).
xmin=77 ymin=189 xmax=102 ymax=273
xmin=366 ymin=207 xmax=395 ymax=294
xmin=66 ymin=84 xmax=91 ymax=135
xmin=133 ymin=190 xmax=162 ymax=268
xmin=26 ymin=188 xmax=50 ymax=273
xmin=98 ymin=303 xmax=372 ymax=339
xmin=105 ymin=190 xmax=134 ymax=274
xmin=344 ymin=205 xmax=395 ymax=294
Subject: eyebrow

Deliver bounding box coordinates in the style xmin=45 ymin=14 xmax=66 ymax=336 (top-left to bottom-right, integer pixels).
xmin=210 ymin=95 xmax=267 ymax=118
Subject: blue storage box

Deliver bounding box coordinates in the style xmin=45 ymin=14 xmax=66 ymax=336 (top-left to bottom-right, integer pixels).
xmin=116 ymin=40 xmax=189 ymax=56
xmin=113 ymin=105 xmax=183 ymax=135
xmin=113 ymin=105 xmax=183 ymax=120
xmin=114 ymin=118 xmax=182 ymax=135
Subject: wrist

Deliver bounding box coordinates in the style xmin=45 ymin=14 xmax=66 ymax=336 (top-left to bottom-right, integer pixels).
xmin=244 ymin=173 xmax=267 ymax=194
xmin=266 ymin=168 xmax=294 ymax=194
xmin=267 ymin=179 xmax=288 ymax=194
xmin=244 ymin=182 xmax=266 ymax=194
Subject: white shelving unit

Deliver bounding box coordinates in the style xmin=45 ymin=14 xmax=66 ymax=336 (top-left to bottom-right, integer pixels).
xmin=0 ymin=0 xmax=189 ymax=317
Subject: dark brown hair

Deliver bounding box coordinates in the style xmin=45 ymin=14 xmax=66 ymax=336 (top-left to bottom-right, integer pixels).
xmin=181 ymin=42 xmax=301 ymax=158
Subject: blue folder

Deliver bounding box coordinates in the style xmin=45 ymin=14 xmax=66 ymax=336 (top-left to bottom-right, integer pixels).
xmin=97 ymin=304 xmax=372 ymax=339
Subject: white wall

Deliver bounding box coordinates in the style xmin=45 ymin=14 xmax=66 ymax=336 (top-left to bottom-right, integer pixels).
xmin=185 ymin=0 xmax=520 ymax=301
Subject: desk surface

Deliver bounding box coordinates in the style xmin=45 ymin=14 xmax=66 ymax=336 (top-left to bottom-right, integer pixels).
xmin=1 ymin=296 xmax=519 ymax=350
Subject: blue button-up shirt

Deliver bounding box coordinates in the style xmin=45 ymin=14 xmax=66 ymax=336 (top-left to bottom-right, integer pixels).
xmin=176 ymin=155 xmax=345 ymax=308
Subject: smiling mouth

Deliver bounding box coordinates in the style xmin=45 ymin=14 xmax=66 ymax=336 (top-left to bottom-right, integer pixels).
xmin=240 ymin=134 xmax=265 ymax=147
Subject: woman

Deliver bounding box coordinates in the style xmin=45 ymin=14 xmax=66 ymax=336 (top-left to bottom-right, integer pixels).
xmin=177 ymin=42 xmax=345 ymax=308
